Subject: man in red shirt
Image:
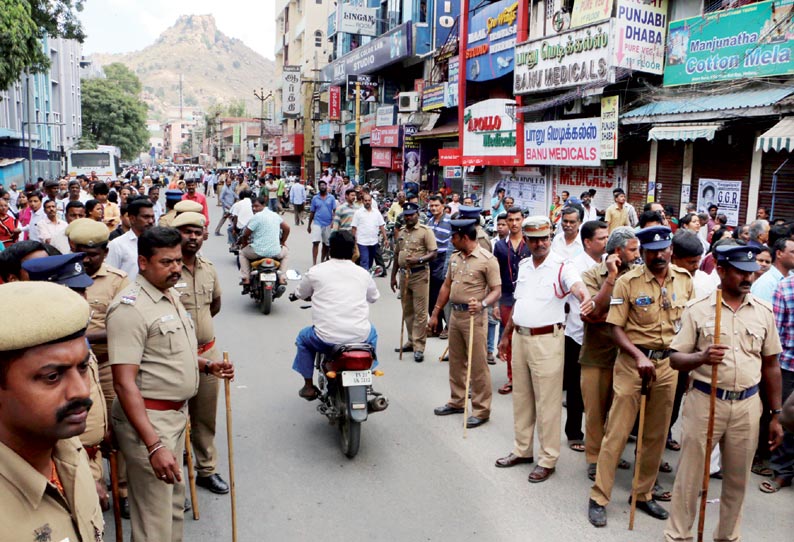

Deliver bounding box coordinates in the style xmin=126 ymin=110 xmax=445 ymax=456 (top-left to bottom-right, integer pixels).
xmin=182 ymin=178 xmax=210 ymax=226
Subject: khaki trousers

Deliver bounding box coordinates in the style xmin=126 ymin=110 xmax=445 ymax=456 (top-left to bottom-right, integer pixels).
xmin=511 ymin=328 xmax=565 ymax=468
xmin=591 ymin=352 xmax=676 ymax=505
xmin=99 ymin=361 xmax=128 ymax=497
xmin=112 ymin=400 xmax=187 ymax=542
xmin=188 ymin=345 xmax=221 ymax=477
xmin=81 ymin=356 xmax=107 ymax=481
xmin=664 ymin=389 xmax=761 ymax=542
xmin=401 ymin=268 xmax=429 ymax=352
xmin=239 ymin=245 xmax=288 ymax=280
xmin=447 ymin=310 xmax=491 ymax=419
xmin=580 ymin=365 xmax=615 ymax=465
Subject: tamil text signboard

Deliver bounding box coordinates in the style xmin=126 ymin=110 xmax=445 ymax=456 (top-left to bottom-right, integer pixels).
xmin=524 ymin=118 xmax=602 ymax=166
xmin=282 ymin=66 xmax=301 ymax=118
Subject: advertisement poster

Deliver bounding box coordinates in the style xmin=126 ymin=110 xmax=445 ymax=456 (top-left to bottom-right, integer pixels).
xmin=571 ymin=0 xmax=613 ymax=28
xmin=281 ymin=65 xmax=301 ymax=117
xmin=403 ymin=137 xmax=422 ymax=186
xmin=696 ymin=179 xmax=742 ymax=226
xmin=422 ymin=82 xmax=447 ymax=111
xmin=491 ymin=169 xmax=547 ymax=216
xmin=514 ymin=21 xmax=614 ymax=94
xmin=329 ymin=86 xmax=341 ymax=121
xmin=462 ymin=99 xmax=519 ymax=166
xmin=371 ymin=126 xmax=400 ymax=147
xmin=600 ymin=95 xmax=619 ymax=160
xmin=524 ymin=118 xmax=602 ymax=166
xmin=466 ymin=0 xmax=518 ymax=82
xmin=664 ymin=0 xmax=794 ymax=86
xmin=557 ymin=166 xmax=622 ymax=211
xmin=321 ymin=23 xmax=412 ymax=85
xmin=614 ymin=0 xmax=667 ymax=74
xmin=347 ymin=74 xmax=379 ymax=102
xmin=446 ymin=56 xmax=459 ymax=108
xmin=434 ymin=0 xmax=461 ymax=48
xmin=372 ymin=148 xmax=393 ymax=168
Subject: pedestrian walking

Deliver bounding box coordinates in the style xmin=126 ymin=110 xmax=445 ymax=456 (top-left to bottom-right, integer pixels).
xmin=351 ymin=193 xmax=388 ymax=271
xmin=307 ymin=180 xmax=337 ymax=266
xmin=289 ymin=178 xmax=307 ymax=225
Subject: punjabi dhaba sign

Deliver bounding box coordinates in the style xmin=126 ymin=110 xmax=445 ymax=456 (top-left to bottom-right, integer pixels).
xmin=462 ymin=98 xmax=520 ymax=167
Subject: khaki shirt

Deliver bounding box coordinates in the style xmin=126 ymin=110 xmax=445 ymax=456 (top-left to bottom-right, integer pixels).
xmin=81 ymin=350 xmax=108 ymax=447
xmin=396 ymin=223 xmax=438 ymax=269
xmin=607 ymin=264 xmax=693 ymax=350
xmin=158 ymin=209 xmax=177 ymax=227
xmin=175 ymin=255 xmax=221 ymax=345
xmin=476 ymin=226 xmax=492 ymax=253
xmin=107 ymin=276 xmax=199 ymax=402
xmin=671 ymin=291 xmax=782 ymax=391
xmin=86 ymin=263 xmax=130 ymax=358
xmin=605 ymin=204 xmax=629 ymax=232
xmin=579 ymin=262 xmax=632 ymax=368
xmin=447 ymin=246 xmax=501 ymax=304
xmin=0 ymin=437 xmax=104 ymax=542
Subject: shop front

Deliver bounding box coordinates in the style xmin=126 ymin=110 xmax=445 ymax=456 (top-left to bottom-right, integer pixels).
xmin=269 ymin=134 xmax=305 ymax=178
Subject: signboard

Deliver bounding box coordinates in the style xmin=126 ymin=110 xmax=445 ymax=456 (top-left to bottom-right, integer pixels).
xmin=514 ymin=21 xmax=614 ymax=94
xmin=281 ymin=65 xmax=301 ymax=117
xmin=422 ymin=82 xmax=447 ymax=111
xmin=347 ymin=75 xmax=379 ymax=102
xmin=321 ymin=23 xmax=412 ymax=85
xmin=524 ymin=118 xmax=602 ymax=166
xmin=696 ymin=179 xmax=742 ymax=226
xmin=329 ymin=86 xmax=341 ymax=121
xmin=571 ymin=0 xmax=613 ymax=28
xmin=600 ymin=95 xmax=619 ymax=160
xmin=318 ymin=122 xmax=336 ymax=140
xmin=372 ymin=148 xmax=393 ymax=168
xmin=444 ymin=165 xmax=463 ymax=179
xmin=557 ymin=166 xmax=622 ymax=211
xmin=492 ymin=170 xmax=547 ymax=216
xmin=446 ymin=56 xmax=459 ymax=107
xmin=439 ymin=147 xmax=461 ymax=166
xmin=403 ymin=138 xmax=422 ymax=185
xmin=371 ymin=126 xmax=401 ymax=147
xmin=614 ymin=0 xmax=667 ymax=74
xmin=466 ymin=0 xmax=518 ymax=82
xmin=462 ymin=99 xmax=520 ymax=167
xmin=359 ymin=113 xmax=376 ymax=137
xmin=376 ymin=105 xmax=396 ymax=127
xmin=665 ymin=0 xmax=794 ymax=86
xmin=340 ymin=4 xmax=377 ymax=37
xmin=434 ymin=0 xmax=461 ymax=48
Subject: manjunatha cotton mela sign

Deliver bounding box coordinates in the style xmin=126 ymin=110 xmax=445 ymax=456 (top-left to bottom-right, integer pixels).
xmin=462 ymin=98 xmax=521 ymax=167
xmin=524 ymin=118 xmax=602 ymax=166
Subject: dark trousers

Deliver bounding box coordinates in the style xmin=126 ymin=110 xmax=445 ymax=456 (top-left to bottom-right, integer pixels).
xmin=358 ymin=244 xmax=378 ymax=270
xmin=770 ymin=368 xmax=794 ymax=480
xmin=564 ymin=335 xmax=584 ymax=442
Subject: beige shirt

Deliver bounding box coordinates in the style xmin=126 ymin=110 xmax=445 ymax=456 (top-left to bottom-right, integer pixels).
xmin=175 ymin=255 xmax=222 ymax=346
xmin=396 ymin=223 xmax=437 ymax=269
xmin=81 ymin=350 xmax=108 ymax=447
xmin=671 ymin=291 xmax=782 ymax=391
xmin=446 ymin=246 xmax=501 ymax=305
xmin=580 ymin=261 xmax=632 ymax=368
xmin=605 ymin=203 xmax=630 ymax=233
xmin=0 ymin=437 xmax=104 ymax=542
xmin=158 ymin=209 xmax=177 ymax=227
xmin=607 ymin=264 xmax=693 ymax=350
xmin=86 ymin=263 xmax=130 ymax=359
xmin=107 ymin=276 xmax=199 ymax=402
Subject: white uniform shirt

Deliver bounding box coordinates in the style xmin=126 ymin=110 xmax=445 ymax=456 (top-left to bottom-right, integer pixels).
xmin=351 ymin=207 xmax=385 ymax=246
xmin=296 ymin=259 xmax=380 ymax=344
xmin=106 ymin=230 xmax=139 ymax=281
xmin=564 ymin=251 xmax=601 ymax=344
xmin=551 ymin=232 xmax=584 ymax=261
xmin=230 ymin=198 xmax=254 ymax=229
xmin=512 ymin=251 xmax=582 ymax=328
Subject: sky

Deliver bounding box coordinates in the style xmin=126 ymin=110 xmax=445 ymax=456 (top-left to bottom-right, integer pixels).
xmin=78 ymin=0 xmax=277 ymax=59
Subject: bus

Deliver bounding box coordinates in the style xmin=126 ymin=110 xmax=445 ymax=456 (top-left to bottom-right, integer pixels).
xmin=67 ymin=145 xmax=122 ymax=181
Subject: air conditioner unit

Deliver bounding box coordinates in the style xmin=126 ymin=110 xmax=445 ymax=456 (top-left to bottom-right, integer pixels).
xmin=341 ymin=111 xmax=353 ymax=123
xmin=563 ymin=98 xmax=582 ymax=115
xmin=399 ymin=92 xmax=420 ymax=113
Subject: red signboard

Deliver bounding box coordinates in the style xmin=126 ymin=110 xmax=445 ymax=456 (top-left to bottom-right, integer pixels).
xmin=329 ymin=86 xmax=341 ymax=121
xmin=272 ymin=134 xmax=304 ymax=157
xmin=438 ymin=147 xmax=462 ymax=166
xmin=372 ymin=148 xmax=393 ymax=168
xmin=371 ymin=126 xmax=401 ymax=148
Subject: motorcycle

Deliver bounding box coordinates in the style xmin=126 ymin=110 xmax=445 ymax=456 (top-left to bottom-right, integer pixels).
xmin=247 ymin=257 xmax=286 ymax=314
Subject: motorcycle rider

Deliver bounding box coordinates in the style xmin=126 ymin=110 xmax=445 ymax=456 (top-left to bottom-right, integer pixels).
xmin=292 ymin=230 xmax=380 ymax=400
xmin=238 ymin=196 xmax=290 ymax=293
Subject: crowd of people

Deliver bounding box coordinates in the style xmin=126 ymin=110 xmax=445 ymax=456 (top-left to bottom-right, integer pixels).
xmin=1 ymin=166 xmax=794 ymax=541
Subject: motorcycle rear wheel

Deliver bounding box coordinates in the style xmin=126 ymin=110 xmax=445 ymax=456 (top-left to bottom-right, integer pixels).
xmin=339 ymin=416 xmax=361 ymax=459
xmin=259 ymin=288 xmax=273 ymax=315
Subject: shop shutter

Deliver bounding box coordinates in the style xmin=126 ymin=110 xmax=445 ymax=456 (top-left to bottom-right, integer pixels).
xmin=656 ymin=141 xmax=684 ymax=217
xmin=624 ymin=138 xmax=650 ymax=211
xmin=760 ymin=151 xmax=794 ymax=222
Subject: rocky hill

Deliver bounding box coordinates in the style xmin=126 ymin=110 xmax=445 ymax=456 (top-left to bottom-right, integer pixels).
xmin=90 ymin=14 xmax=275 ymax=121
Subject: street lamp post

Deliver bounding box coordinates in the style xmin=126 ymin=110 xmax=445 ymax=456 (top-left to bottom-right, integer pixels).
xmin=253 ymin=88 xmax=273 ymax=168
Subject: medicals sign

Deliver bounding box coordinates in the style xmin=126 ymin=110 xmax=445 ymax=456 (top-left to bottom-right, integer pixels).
xmin=524 ymin=118 xmax=601 ymax=166
xmin=664 ymin=0 xmax=794 ymax=86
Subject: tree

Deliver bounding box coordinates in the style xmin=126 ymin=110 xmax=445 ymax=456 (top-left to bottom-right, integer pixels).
xmin=0 ymin=0 xmax=85 ymax=90
xmin=81 ymin=69 xmax=149 ymax=160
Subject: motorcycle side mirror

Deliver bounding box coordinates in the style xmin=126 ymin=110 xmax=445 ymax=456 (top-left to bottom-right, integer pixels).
xmin=286 ymin=269 xmax=302 ymax=281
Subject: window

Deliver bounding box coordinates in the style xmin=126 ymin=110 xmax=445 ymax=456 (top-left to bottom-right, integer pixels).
xmin=314 ymin=30 xmax=323 ymax=47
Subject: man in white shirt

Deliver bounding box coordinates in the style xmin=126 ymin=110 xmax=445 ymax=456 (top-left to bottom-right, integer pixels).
xmin=580 ymin=191 xmax=599 ymax=223
xmin=106 ymin=198 xmax=155 ymax=281
xmin=351 ymin=193 xmax=388 ymax=271
xmin=495 ymin=215 xmax=593 ymax=483
xmin=230 ymin=190 xmax=255 ymax=241
xmin=291 ymin=230 xmax=380 ymax=400
xmin=551 ymin=206 xmax=584 ymax=260
xmin=37 ymin=199 xmax=69 ymax=253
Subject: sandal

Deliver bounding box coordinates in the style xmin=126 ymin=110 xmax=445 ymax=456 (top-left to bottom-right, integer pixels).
xmin=760 ymin=479 xmax=791 ymax=494
xmin=659 ymin=461 xmax=673 ymax=473
xmin=298 ymin=385 xmax=320 ymax=401
xmin=666 ymin=438 xmax=681 ymax=451
xmin=569 ymin=441 xmax=586 ymax=453
xmin=618 ymin=459 xmax=631 ymax=470
xmin=751 ymin=460 xmax=773 ymax=477
xmin=652 ymin=483 xmax=672 ymax=502
xmin=498 ymin=382 xmax=513 ymax=395
xmin=587 ymin=463 xmax=597 ymax=481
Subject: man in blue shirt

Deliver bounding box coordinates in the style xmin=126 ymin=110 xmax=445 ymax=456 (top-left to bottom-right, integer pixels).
xmin=427 ymin=195 xmax=453 ymax=339
xmin=238 ymin=197 xmax=290 ymax=291
xmin=751 ymin=238 xmax=794 ymax=302
xmin=491 ymin=187 xmax=506 ymax=218
xmin=308 ymin=180 xmax=337 ymax=265
xmin=289 ymin=178 xmax=307 ymax=226
xmin=215 ymin=176 xmax=237 ymax=236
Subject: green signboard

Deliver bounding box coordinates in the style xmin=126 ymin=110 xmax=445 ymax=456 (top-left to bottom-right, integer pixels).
xmin=664 ymin=0 xmax=794 ymax=86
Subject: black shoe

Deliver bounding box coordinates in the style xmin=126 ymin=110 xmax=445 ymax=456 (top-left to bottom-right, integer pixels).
xmin=629 ymin=497 xmax=669 ymax=520
xmin=588 ymin=499 xmax=607 ymax=527
xmin=395 ymin=343 xmax=413 ymax=352
xmin=434 ymin=404 xmax=464 ymax=416
xmin=466 ymin=416 xmax=489 ymax=428
xmin=414 ymin=351 xmax=424 ymax=362
xmin=195 ymin=473 xmax=230 ymax=494
xmin=184 ymin=498 xmax=191 ymax=513
xmin=120 ymin=496 xmax=130 ymax=519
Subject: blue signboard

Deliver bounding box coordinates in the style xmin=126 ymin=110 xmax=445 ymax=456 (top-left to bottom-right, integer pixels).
xmin=434 ymin=0 xmax=461 ymax=48
xmin=321 ymin=23 xmax=413 ymax=85
xmin=466 ymin=0 xmax=518 ymax=82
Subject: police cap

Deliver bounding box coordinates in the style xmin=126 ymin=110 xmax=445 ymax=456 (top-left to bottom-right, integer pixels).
xmin=715 ymin=244 xmax=761 ymax=273
xmin=22 ymin=253 xmax=94 ymax=289
xmin=66 ymin=218 xmax=109 ymax=247
xmin=172 ymin=211 xmax=206 ymax=229
xmin=174 ymin=200 xmax=203 ymax=214
xmin=636 ymin=226 xmax=673 ymax=250
xmin=522 ymin=215 xmax=551 ymax=238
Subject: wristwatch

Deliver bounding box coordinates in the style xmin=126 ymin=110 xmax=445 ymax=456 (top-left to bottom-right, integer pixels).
xmin=481 ymin=300 xmax=489 ymax=309
xmin=204 ymin=361 xmax=212 ymax=376
xmin=770 ymin=408 xmax=782 ymax=416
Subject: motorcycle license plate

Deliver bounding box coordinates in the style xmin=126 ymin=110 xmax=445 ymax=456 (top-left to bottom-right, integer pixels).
xmin=260 ymin=273 xmax=277 ymax=282
xmin=341 ymin=370 xmax=372 ymax=387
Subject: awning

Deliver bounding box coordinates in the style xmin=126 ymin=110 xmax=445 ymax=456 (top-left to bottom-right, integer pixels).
xmin=756 ymin=118 xmax=794 ymax=152
xmin=409 ymin=122 xmax=459 ymax=140
xmin=648 ymin=124 xmax=721 ymax=142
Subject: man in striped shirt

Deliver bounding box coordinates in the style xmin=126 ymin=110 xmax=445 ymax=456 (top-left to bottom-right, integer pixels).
xmin=427 ymin=195 xmax=452 ymax=339
xmin=332 ymin=188 xmax=359 ymax=231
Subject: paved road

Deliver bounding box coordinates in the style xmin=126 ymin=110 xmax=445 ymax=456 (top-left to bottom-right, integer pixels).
xmin=104 ymin=199 xmax=793 ymax=541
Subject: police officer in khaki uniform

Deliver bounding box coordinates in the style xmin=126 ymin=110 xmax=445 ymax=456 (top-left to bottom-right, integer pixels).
xmin=172 ymin=212 xmax=230 ymax=494
xmin=158 ymin=190 xmax=183 ymax=227
xmin=0 ymin=281 xmax=105 ymax=541
xmin=456 ymin=205 xmax=492 ymax=253
xmin=589 ymin=226 xmax=693 ymax=528
xmin=67 ymin=217 xmax=133 ymax=513
xmin=665 ymin=245 xmax=783 ymax=542
xmin=108 ymin=226 xmax=234 ymax=542
xmin=428 ymin=218 xmax=501 ymax=428
xmin=391 ymin=202 xmax=438 ymax=362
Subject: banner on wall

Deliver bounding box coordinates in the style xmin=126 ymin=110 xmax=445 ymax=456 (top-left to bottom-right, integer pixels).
xmin=372 ymin=148 xmax=393 ymax=168
xmin=347 ymin=74 xmax=379 ymax=102
xmin=466 ymin=0 xmax=519 ymax=82
xmin=696 ymin=179 xmax=742 ymax=226
xmin=491 ymin=169 xmax=547 ymax=216
xmin=403 ymin=137 xmax=422 ymax=185
xmin=434 ymin=0 xmax=461 ymax=48
xmin=524 ymin=118 xmax=601 ymax=166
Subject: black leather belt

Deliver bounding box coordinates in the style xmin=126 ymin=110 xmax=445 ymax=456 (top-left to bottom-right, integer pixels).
xmin=401 ymin=265 xmax=429 ymax=274
xmin=693 ymin=380 xmax=759 ymax=401
xmin=451 ymin=303 xmax=471 ymax=312
xmin=636 ymin=346 xmax=672 ymax=360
